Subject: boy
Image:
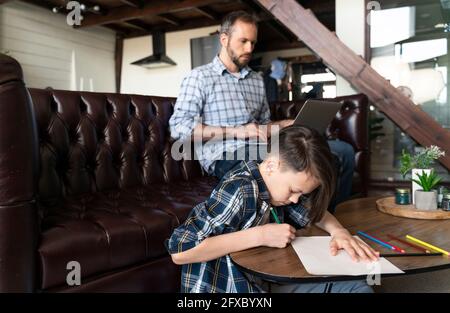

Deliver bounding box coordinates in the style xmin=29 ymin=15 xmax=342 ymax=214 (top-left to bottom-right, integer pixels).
xmin=167 ymin=126 xmax=379 ymax=293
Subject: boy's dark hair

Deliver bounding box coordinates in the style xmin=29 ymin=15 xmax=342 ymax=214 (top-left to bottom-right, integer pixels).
xmin=269 ymin=126 xmax=337 ymax=223
xmin=219 ymin=10 xmax=258 ymax=36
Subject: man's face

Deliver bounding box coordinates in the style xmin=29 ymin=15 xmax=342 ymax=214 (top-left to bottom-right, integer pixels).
xmin=262 ymin=158 xmax=320 ymax=207
xmin=222 ymin=20 xmax=257 ymax=69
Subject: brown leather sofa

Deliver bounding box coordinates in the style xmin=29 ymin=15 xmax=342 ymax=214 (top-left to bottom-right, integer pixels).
xmin=0 ymin=53 xmax=368 ymax=292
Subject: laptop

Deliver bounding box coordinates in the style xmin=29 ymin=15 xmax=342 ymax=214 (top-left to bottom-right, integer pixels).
xmin=293 ymin=99 xmax=343 ymax=134
xmin=246 ymin=99 xmax=342 ymax=151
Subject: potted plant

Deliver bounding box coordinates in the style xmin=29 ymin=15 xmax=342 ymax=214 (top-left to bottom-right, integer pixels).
xmin=413 ymin=170 xmax=442 ymax=210
xmin=399 ymin=145 xmax=445 ymax=204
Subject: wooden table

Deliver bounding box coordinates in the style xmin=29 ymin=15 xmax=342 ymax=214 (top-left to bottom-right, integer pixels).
xmin=230 ymin=197 xmax=450 ymax=283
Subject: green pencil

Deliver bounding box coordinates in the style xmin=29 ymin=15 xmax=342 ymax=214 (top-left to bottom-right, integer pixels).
xmin=270 ymin=207 xmax=281 ymax=224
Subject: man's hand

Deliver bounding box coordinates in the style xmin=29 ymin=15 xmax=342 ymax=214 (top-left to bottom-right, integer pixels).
xmin=329 ymin=229 xmax=380 ymax=262
xmin=278 ymin=119 xmax=294 ymax=128
xmin=232 ymin=119 xmax=293 ymax=141
xmin=267 ymin=119 xmax=294 ymax=136
xmin=258 ymin=223 xmax=296 ymax=248
xmin=234 ymin=123 xmax=268 ymax=141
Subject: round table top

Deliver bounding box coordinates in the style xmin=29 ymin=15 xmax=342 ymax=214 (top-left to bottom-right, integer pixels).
xmin=230 ymin=197 xmax=450 ymax=283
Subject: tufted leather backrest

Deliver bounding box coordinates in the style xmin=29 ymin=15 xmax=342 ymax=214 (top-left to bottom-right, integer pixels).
xmin=28 ymin=89 xmax=204 ymax=207
xmin=28 ymin=89 xmax=369 ymax=206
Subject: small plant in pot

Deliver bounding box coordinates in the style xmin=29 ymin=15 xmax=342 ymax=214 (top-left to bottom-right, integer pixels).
xmin=413 ymin=169 xmax=442 ymax=210
xmin=400 ymin=145 xmax=445 ymax=204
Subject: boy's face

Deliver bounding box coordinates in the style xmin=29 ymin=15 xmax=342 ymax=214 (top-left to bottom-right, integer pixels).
xmin=260 ymin=157 xmax=320 ymax=207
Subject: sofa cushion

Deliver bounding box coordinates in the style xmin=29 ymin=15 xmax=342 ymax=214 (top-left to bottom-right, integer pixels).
xmin=38 ymin=176 xmax=217 ymax=290
xmin=147 ymin=176 xmax=219 ymax=224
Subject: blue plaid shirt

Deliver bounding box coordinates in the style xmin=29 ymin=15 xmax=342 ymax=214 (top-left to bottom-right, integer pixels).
xmin=169 ymin=56 xmax=271 ymax=174
xmin=166 ymin=160 xmax=311 ymax=293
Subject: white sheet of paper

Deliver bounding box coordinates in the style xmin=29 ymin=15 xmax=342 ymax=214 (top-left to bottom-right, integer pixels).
xmin=291 ymin=236 xmax=404 ymax=276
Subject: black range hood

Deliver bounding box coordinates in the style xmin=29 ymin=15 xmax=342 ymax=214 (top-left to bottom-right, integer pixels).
xmin=131 ymin=31 xmax=177 ymax=69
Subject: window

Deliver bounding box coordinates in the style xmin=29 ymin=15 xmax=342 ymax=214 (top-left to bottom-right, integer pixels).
xmin=301 ymin=72 xmax=337 ymax=98
xmin=369 ymin=0 xmax=450 ymax=182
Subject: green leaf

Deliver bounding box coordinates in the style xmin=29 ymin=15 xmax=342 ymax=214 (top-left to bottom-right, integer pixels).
xmin=413 ymin=169 xmax=442 ymax=192
xmin=399 ymin=150 xmax=413 ymax=179
xmin=430 ymin=175 xmax=442 ymax=189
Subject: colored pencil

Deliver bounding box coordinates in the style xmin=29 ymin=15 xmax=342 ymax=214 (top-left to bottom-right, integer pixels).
xmin=368 ymin=233 xmax=405 ymax=253
xmin=387 ymin=234 xmax=431 ymax=253
xmin=405 ymin=235 xmax=450 ymax=256
xmin=357 ymin=231 xmax=398 ymax=251
xmin=270 ymin=207 xmax=281 ymax=224
xmin=380 ymin=252 xmax=442 ymax=257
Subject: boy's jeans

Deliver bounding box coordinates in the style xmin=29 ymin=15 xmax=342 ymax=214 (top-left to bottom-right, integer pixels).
xmin=262 ymin=280 xmax=373 ymax=293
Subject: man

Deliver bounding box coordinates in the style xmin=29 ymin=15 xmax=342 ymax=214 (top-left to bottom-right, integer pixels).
xmin=169 ymin=11 xmax=355 ymax=211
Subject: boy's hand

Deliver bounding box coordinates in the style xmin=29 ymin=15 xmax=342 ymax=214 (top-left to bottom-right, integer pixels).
xmin=259 ymin=223 xmax=296 ymax=248
xmin=330 ymin=229 xmax=380 ymax=262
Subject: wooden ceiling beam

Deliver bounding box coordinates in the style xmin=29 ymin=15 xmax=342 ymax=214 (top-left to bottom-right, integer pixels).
xmin=124 ymin=21 xmax=149 ymax=31
xmin=254 ymin=0 xmax=450 ymax=170
xmin=119 ymin=0 xmax=144 ymax=8
xmin=103 ymin=24 xmax=131 ymax=35
xmin=123 ymin=11 xmax=270 ymax=38
xmin=81 ymin=0 xmax=108 ymax=15
xmin=125 ymin=19 xmax=153 ymax=31
xmin=125 ymin=16 xmax=220 ymax=38
xmin=194 ymin=6 xmax=220 ymax=20
xmin=77 ymin=0 xmax=227 ymax=28
xmin=158 ymin=13 xmax=181 ymax=26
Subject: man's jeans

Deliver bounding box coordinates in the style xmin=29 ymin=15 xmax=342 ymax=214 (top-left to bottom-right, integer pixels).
xmin=213 ymin=140 xmax=355 ymax=213
xmin=327 ymin=140 xmax=356 ymax=212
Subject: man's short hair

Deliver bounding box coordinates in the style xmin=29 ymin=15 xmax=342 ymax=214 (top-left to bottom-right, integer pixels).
xmin=219 ymin=10 xmax=258 ymax=35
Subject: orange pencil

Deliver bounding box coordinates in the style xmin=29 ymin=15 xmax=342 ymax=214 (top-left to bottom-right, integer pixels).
xmin=387 ymin=234 xmax=431 ymax=253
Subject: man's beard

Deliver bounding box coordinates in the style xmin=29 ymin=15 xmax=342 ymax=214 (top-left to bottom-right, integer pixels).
xmin=227 ymin=43 xmax=251 ymax=69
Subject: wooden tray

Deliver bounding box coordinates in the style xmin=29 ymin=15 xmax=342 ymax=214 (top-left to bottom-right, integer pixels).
xmin=376 ymin=196 xmax=450 ymax=220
